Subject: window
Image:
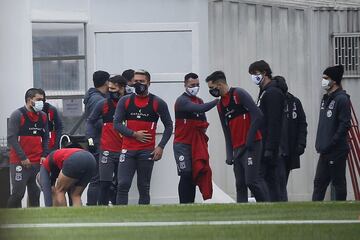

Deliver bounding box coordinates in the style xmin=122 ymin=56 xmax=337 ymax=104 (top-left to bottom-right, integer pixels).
xmin=32 ymin=23 xmax=87 ymax=135
xmin=333 ymin=33 xmax=360 ymax=77
xmin=32 ymin=23 xmax=86 ymax=96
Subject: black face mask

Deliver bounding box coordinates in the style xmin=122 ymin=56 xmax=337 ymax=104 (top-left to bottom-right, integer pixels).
xmin=109 ymin=91 xmax=121 ymax=100
xmin=209 ymin=88 xmax=220 ymax=97
xmin=134 ymin=82 xmax=148 ymax=95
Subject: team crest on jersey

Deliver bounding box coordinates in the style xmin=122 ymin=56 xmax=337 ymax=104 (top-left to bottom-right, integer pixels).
xmin=327 ymin=110 xmax=332 ymax=118
xmin=119 ymin=153 xmax=125 ymax=162
xmin=292 ymin=111 xmax=297 ymax=119
xmin=179 ymin=161 xmax=186 ymax=169
xmin=101 ymin=156 xmax=108 ymax=164
xmin=225 ymin=109 xmax=235 ymax=119
xmin=247 ymin=157 xmax=253 ymax=166
xmin=15 ymin=173 xmax=22 ymax=181
xmin=179 ymin=155 xmax=185 ymax=162
xmin=137 ymin=109 xmax=144 ymax=117
xmin=328 ymin=100 xmax=335 ymax=110
xmin=284 ymin=104 xmax=289 ymax=113
xmin=321 ymin=100 xmax=325 ymax=109
xmin=121 ymin=149 xmax=127 ymax=154
xmin=15 ymin=166 xmax=22 ymax=172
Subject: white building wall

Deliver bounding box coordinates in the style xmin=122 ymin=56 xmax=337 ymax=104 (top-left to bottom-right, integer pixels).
xmin=0 ymin=0 xmax=33 ymax=138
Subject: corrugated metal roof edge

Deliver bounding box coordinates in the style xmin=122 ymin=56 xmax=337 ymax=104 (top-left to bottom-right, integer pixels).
xmin=211 ymin=0 xmax=360 ymax=10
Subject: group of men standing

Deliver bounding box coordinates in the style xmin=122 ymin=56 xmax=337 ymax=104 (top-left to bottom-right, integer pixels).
xmin=6 ymin=59 xmax=351 ymax=207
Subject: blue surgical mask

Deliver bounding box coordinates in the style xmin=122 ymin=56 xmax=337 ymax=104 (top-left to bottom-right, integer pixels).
xmin=32 ymin=100 xmax=44 ymax=112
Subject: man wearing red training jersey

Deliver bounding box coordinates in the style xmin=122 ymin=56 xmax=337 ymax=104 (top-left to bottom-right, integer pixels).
xmin=38 ymin=144 xmax=96 ymax=207
xmin=87 ymin=75 xmax=127 ymax=205
xmin=113 ymin=69 xmax=173 ymax=205
xmin=7 ymin=88 xmax=49 ymax=207
xmin=173 ymin=72 xmax=218 ymax=203
xmin=206 ymin=71 xmax=269 ymax=202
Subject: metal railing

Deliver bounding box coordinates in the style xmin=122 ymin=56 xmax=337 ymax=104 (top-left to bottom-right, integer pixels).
xmin=348 ymin=101 xmax=360 ymax=200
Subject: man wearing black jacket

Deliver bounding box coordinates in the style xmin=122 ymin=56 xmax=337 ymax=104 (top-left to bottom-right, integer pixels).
xmin=248 ymin=60 xmax=285 ymax=202
xmin=312 ymin=65 xmax=350 ymax=201
xmin=84 ymin=70 xmax=110 ymax=205
xmin=273 ymin=76 xmax=307 ymax=201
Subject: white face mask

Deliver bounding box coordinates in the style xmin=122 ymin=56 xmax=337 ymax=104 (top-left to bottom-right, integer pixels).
xmin=32 ymin=100 xmax=44 ymax=112
xmin=251 ymin=74 xmax=263 ymax=85
xmin=321 ymin=78 xmax=331 ymax=91
xmin=125 ymin=85 xmax=135 ymax=94
xmin=186 ymin=86 xmax=200 ymax=96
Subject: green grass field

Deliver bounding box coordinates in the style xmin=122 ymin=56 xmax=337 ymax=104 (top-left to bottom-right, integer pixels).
xmin=1 ymin=202 xmax=360 ymax=240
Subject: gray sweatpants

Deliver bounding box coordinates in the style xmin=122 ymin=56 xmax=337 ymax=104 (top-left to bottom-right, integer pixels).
xmin=233 ymin=141 xmax=269 ymax=202
xmin=116 ymin=149 xmax=154 ymax=205
xmin=99 ymin=150 xmax=120 ymax=205
xmin=7 ymin=163 xmax=40 ymax=208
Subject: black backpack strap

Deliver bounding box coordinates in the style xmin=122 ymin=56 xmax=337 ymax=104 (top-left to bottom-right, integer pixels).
xmin=43 ymin=102 xmax=50 ymax=114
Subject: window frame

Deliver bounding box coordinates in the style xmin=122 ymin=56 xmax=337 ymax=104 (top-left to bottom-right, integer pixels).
xmin=32 ymin=21 xmax=88 ymax=99
xmin=332 ymin=32 xmax=360 ymax=78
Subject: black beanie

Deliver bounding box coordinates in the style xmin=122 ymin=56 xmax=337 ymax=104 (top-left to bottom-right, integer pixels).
xmin=323 ymin=65 xmax=344 ymax=84
xmin=93 ymin=70 xmax=110 ymax=88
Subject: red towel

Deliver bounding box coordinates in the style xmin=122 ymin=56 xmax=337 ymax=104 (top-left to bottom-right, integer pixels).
xmin=191 ymin=122 xmax=213 ymax=200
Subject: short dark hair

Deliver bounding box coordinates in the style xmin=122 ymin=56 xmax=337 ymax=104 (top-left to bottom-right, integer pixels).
xmin=248 ymin=60 xmax=272 ymax=78
xmin=184 ymin=73 xmax=199 ymax=83
xmin=273 ymin=75 xmax=288 ymax=94
xmin=24 ymin=88 xmax=43 ymax=103
xmin=122 ymin=69 xmax=135 ymax=82
xmin=134 ymin=69 xmax=151 ymax=81
xmin=93 ymin=70 xmax=110 ymax=88
xmin=205 ymin=71 xmax=227 ymax=83
xmin=38 ymin=88 xmax=46 ymax=101
xmin=109 ymin=75 xmax=127 ymax=86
